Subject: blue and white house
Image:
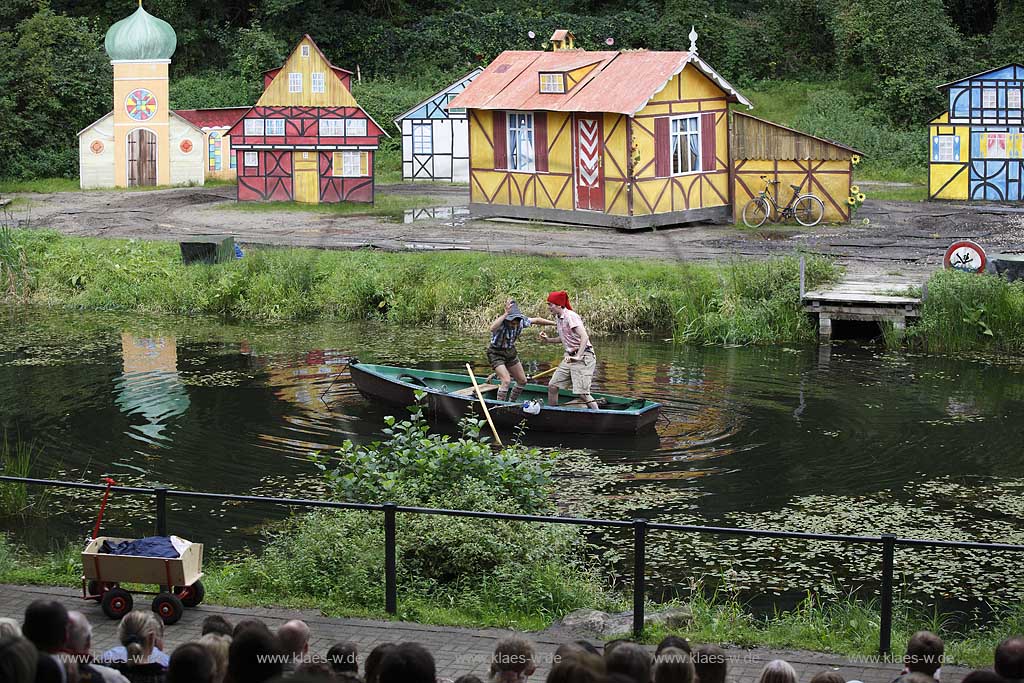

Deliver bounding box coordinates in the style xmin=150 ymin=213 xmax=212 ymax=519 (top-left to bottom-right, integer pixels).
xmin=930 ymin=64 xmax=1024 ymax=201
xmin=394 ymin=68 xmax=483 ymax=182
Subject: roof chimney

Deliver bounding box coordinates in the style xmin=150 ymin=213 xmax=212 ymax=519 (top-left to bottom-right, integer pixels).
xmin=550 ymin=29 xmax=575 ymax=51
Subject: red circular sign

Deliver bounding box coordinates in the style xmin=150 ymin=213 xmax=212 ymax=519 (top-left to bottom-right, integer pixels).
xmin=943 ymin=240 xmax=987 ymax=273
xmin=90 ymin=140 xmax=104 ymax=155
xmin=180 ymin=139 xmax=194 ymax=154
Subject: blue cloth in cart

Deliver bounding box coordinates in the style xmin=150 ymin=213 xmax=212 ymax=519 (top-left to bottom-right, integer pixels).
xmin=100 ymin=536 xmax=179 ymax=558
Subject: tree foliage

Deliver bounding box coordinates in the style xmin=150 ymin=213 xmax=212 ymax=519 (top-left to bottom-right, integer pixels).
xmin=0 ymin=0 xmax=1021 ymax=178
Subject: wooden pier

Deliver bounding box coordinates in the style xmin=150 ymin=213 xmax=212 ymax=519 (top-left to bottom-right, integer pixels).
xmin=801 ymin=263 xmax=923 ymax=341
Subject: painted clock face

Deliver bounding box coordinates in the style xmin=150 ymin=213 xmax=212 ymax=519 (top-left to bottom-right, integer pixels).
xmin=125 ymin=88 xmax=158 ymax=122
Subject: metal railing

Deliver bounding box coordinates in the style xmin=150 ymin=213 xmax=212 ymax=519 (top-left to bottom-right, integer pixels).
xmin=3 ymin=475 xmax=1024 ymax=654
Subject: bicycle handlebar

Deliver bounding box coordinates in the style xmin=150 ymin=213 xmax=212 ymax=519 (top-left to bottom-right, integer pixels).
xmin=760 ymin=175 xmax=780 ymax=185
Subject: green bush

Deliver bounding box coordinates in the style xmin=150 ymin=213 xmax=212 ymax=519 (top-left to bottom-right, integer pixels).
xmin=911 ymin=270 xmax=1024 ymax=354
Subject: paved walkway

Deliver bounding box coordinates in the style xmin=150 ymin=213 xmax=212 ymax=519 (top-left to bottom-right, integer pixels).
xmin=1 ymin=584 xmax=976 ymax=682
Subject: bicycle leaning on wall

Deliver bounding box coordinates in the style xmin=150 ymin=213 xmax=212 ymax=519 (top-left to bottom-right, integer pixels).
xmin=742 ymin=175 xmax=825 ymax=228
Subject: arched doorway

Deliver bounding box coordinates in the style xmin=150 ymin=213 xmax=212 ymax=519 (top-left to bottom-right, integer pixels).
xmin=127 ymin=129 xmax=157 ymax=186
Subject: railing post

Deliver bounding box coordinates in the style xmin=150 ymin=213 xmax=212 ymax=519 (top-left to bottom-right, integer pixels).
xmin=384 ymin=503 xmax=397 ymax=615
xmin=155 ymin=488 xmax=168 ymax=537
xmin=633 ymin=518 xmax=647 ymax=639
xmin=799 ymin=254 xmax=806 ymax=300
xmin=879 ymin=533 xmax=896 ymax=657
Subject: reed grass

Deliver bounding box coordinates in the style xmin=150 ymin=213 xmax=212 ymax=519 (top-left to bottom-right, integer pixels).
xmin=0 ymin=432 xmax=48 ymax=516
xmin=2 ymin=229 xmax=841 ymax=344
xmin=911 ymin=270 xmax=1024 ymax=354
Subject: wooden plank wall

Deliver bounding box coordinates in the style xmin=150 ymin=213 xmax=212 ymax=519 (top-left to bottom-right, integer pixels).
xmin=731 ymin=113 xmax=854 ymax=161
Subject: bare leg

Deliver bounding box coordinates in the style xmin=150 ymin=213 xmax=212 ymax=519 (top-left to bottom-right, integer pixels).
xmin=494 ymin=363 xmax=511 ymax=401
xmin=581 ymin=394 xmax=598 ymax=410
xmin=509 ymin=362 xmax=527 ymax=401
xmin=547 ymin=384 xmax=559 ymax=406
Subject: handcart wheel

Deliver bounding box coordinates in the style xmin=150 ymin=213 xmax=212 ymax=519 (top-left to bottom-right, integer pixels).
xmin=175 ymin=580 xmax=205 ymax=607
xmin=152 ymin=593 xmax=184 ymax=625
xmin=101 ymin=588 xmax=133 ymax=619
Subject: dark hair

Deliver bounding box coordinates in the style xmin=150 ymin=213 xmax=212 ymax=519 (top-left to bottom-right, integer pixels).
xmin=201 ymin=615 xmax=234 ymax=638
xmin=656 ymin=636 xmax=692 ymax=655
xmin=603 ymin=639 xmax=632 ymax=655
xmin=295 ymin=661 xmax=336 ymax=678
xmin=22 ymin=600 xmax=68 ymax=652
xmin=905 ymin=631 xmax=944 ymax=676
xmin=227 ymin=626 xmax=283 ymax=683
xmin=232 ymin=617 xmax=269 ymax=638
xmin=654 ymin=647 xmax=694 ymax=683
xmin=960 ymin=672 xmax=1006 ymax=683
xmin=455 ymin=676 xmax=485 ymax=683
xmin=491 ymin=637 xmax=536 ymax=677
xmin=0 ymin=636 xmax=37 ymax=683
xmin=168 ymin=642 xmax=216 ymax=683
xmin=575 ymin=640 xmax=601 ymax=656
xmin=996 ymin=636 xmax=1024 ymax=680
xmin=364 ymin=642 xmax=395 ymax=683
xmin=693 ymin=644 xmax=727 ymax=683
xmin=327 ymin=641 xmax=359 ymax=673
xmin=809 ymin=672 xmax=846 ymax=683
xmin=377 ymin=642 xmax=436 ymax=683
xmin=547 ymin=649 xmax=606 ymax=683
xmin=606 ymin=642 xmax=651 ymax=683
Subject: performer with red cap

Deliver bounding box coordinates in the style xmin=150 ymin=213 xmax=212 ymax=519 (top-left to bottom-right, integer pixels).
xmin=539 ymin=291 xmax=598 ymax=409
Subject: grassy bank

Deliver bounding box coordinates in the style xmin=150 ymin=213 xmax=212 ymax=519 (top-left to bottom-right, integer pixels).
xmin=910 ymin=269 xmax=1024 ymax=354
xmin=0 ymin=534 xmax=1018 ymax=667
xmin=220 ymin=193 xmax=441 ymax=219
xmin=0 ymin=229 xmax=840 ymax=345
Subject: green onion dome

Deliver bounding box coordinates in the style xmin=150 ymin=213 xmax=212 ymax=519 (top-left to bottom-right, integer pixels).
xmin=104 ymin=3 xmax=177 ymax=61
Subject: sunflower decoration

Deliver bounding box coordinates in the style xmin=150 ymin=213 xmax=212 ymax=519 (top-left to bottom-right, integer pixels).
xmin=847 ymin=185 xmax=867 ymax=217
xmin=851 ymin=185 xmax=860 ymax=194
xmin=847 ymin=196 xmax=856 ymax=206
xmin=851 ymin=154 xmax=862 ymax=166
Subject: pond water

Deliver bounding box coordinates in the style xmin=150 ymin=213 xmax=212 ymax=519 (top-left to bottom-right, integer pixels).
xmin=2 ymin=306 xmax=1023 ymax=610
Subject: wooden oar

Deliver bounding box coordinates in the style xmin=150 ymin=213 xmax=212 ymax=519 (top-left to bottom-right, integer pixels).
xmin=529 ymin=365 xmax=558 ymax=381
xmin=466 ymin=363 xmax=502 ymax=446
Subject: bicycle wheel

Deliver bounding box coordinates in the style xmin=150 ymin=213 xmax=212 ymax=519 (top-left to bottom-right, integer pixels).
xmin=742 ymin=197 xmax=770 ymax=228
xmin=793 ymin=195 xmax=825 ymax=226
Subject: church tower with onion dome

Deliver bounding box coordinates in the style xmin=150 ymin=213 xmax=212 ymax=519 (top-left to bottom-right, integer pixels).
xmin=105 ymin=1 xmax=177 ymax=187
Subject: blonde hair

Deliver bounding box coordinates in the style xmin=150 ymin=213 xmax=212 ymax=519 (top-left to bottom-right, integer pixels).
xmin=489 ymin=637 xmax=536 ymax=682
xmin=198 ymin=633 xmax=231 ymax=683
xmin=118 ymin=611 xmax=163 ymax=663
xmin=0 ymin=617 xmax=21 ymax=638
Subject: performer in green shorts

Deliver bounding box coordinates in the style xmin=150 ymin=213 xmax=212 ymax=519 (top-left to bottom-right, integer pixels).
xmin=487 ymin=299 xmax=554 ymax=402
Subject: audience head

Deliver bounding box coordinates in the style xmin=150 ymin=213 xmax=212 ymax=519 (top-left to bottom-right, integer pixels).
xmin=905 ymin=631 xmax=944 ymax=677
xmin=327 ymin=641 xmax=358 ymax=674
xmin=0 ymin=635 xmax=37 ymax=683
xmin=202 ymin=615 xmax=234 ymax=638
xmin=456 ymin=676 xmax=486 ymax=683
xmin=227 ymin=625 xmax=283 ymax=683
xmin=365 ymin=642 xmax=395 ymax=683
xmin=491 ymin=637 xmax=537 ymax=682
xmin=547 ymin=648 xmax=606 ymax=683
xmin=996 ymin=636 xmax=1024 ymax=681
xmin=65 ymin=610 xmax=97 ymax=656
xmin=656 ymin=636 xmax=692 ymax=655
xmin=198 ymin=633 xmax=231 ymax=683
xmin=758 ymin=659 xmax=798 ymax=683
xmin=654 ymin=647 xmax=694 ymax=683
xmin=693 ymin=644 xmax=727 ymax=683
xmin=278 ymin=619 xmax=311 ymax=659
xmin=962 ymin=671 xmax=1009 ymax=683
xmin=233 ymin=617 xmax=269 ymax=637
xmin=0 ymin=617 xmax=22 ymax=639
xmin=21 ymin=599 xmax=68 ymax=653
xmin=294 ymin=661 xmax=336 ymax=678
xmin=377 ymin=642 xmax=436 ymax=683
xmin=169 ymin=642 xmax=216 ymax=683
xmin=809 ymin=672 xmax=846 ymax=683
xmin=603 ymin=639 xmax=631 ymax=658
xmin=605 ymin=642 xmax=651 ymax=683
xmin=575 ymin=641 xmax=601 ymax=656
xmin=118 ymin=610 xmax=163 ymax=663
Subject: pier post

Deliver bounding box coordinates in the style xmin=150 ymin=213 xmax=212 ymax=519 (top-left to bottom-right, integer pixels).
xmin=818 ymin=315 xmax=832 ymax=342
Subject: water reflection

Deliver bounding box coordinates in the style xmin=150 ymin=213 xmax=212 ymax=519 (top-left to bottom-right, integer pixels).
xmin=1 ymin=308 xmax=1023 ymax=604
xmin=113 ymin=334 xmax=189 ymax=445
xmin=402 ymin=206 xmax=470 ymax=225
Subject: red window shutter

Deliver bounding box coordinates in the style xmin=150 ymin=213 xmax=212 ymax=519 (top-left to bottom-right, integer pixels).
xmin=701 ymin=112 xmax=717 ymax=171
xmin=654 ymin=117 xmax=670 ymax=177
xmin=493 ymin=111 xmax=507 ymax=170
xmin=534 ymin=112 xmax=548 ymax=173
